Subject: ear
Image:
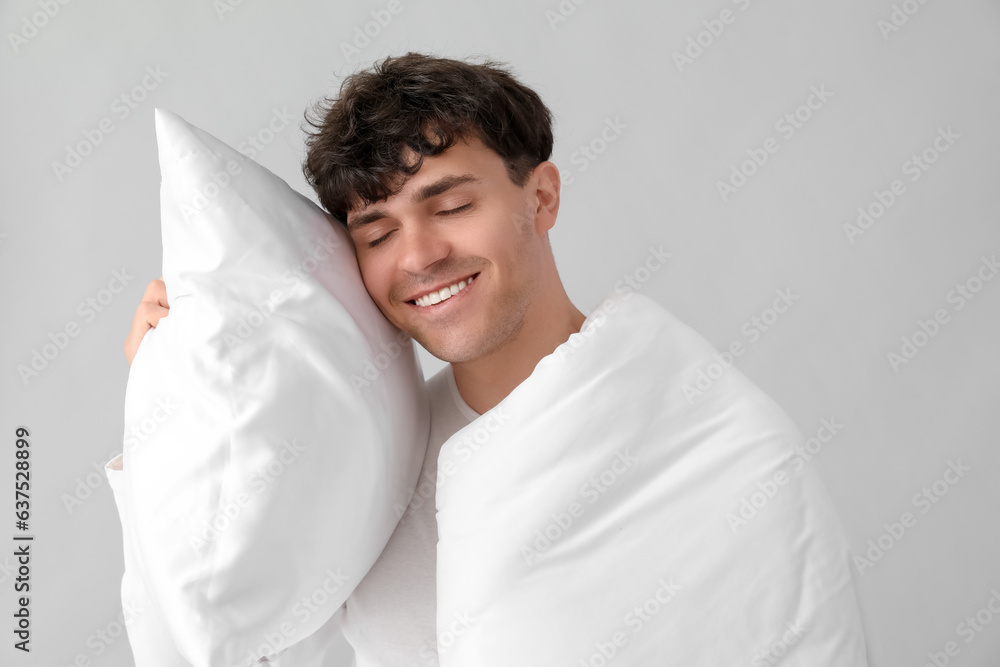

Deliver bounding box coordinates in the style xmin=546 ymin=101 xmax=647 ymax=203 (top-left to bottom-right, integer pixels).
xmin=531 ymin=161 xmax=561 ymax=235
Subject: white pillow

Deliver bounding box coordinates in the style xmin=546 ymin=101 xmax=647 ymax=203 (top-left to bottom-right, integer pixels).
xmin=113 ymin=108 xmax=428 ymax=666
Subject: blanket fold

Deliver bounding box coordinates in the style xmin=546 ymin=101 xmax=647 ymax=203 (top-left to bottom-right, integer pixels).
xmin=435 ymin=291 xmax=867 ymax=666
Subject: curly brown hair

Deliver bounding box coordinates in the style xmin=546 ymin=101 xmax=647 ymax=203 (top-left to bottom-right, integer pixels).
xmin=301 ymin=52 xmax=554 ymax=223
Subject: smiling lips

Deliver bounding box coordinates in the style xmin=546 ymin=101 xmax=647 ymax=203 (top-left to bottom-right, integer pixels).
xmin=411 ymin=274 xmax=477 ymax=307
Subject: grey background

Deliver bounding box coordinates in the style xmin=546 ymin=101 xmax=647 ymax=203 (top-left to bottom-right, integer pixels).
xmin=1 ymin=0 xmax=998 ymax=665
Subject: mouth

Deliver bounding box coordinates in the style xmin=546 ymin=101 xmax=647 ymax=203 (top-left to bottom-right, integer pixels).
xmin=406 ymin=272 xmax=480 ymax=310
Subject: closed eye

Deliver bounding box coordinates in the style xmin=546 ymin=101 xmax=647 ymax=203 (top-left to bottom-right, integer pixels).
xmin=367 ymin=230 xmax=393 ymax=248
xmin=367 ymin=204 xmax=471 ymax=248
xmin=440 ymin=203 xmax=471 ymax=215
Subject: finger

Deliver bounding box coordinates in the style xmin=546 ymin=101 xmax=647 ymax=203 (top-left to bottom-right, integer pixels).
xmin=124 ymin=304 xmax=169 ymax=366
xmin=142 ymin=279 xmax=169 ymax=310
xmin=144 ymin=304 xmax=170 ymax=328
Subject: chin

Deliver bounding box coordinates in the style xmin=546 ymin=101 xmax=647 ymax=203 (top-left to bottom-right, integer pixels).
xmin=414 ymin=334 xmax=477 ymax=364
xmin=423 ymin=314 xmax=527 ymax=364
xmin=414 ymin=321 xmax=501 ymax=363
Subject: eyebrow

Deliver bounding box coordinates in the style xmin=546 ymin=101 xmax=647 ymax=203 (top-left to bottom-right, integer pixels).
xmin=346 ymin=173 xmax=482 ymax=232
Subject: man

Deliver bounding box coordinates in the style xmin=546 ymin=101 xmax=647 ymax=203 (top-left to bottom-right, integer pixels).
xmin=125 ymin=52 xmax=587 ymax=665
xmin=124 ymin=53 xmax=867 ymax=665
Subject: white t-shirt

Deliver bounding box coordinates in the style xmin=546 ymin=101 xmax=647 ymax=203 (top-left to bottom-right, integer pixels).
xmin=339 ymin=364 xmax=478 ymax=666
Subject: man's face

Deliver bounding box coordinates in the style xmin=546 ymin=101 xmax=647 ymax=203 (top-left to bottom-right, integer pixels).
xmin=345 ymin=135 xmax=549 ymax=363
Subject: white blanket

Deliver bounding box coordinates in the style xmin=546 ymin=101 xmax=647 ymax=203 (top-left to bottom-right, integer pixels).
xmin=434 ymin=291 xmax=868 ymax=666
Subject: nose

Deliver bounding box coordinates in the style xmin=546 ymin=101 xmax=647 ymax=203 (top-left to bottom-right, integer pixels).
xmin=396 ymin=219 xmax=451 ymax=275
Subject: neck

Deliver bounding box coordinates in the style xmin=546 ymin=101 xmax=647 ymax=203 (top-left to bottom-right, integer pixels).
xmin=450 ymin=285 xmax=586 ymax=415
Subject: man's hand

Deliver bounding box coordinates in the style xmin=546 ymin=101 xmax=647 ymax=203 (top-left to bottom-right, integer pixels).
xmin=124 ymin=275 xmax=169 ymax=367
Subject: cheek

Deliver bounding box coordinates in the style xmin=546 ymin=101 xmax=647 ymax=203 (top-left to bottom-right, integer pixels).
xmin=357 ymin=257 xmax=389 ymax=300
xmin=480 ymin=215 xmax=521 ymax=255
xmin=492 ymin=218 xmax=536 ymax=268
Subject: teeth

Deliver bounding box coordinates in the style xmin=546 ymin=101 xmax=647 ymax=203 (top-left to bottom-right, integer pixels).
xmin=414 ymin=275 xmax=474 ymax=307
